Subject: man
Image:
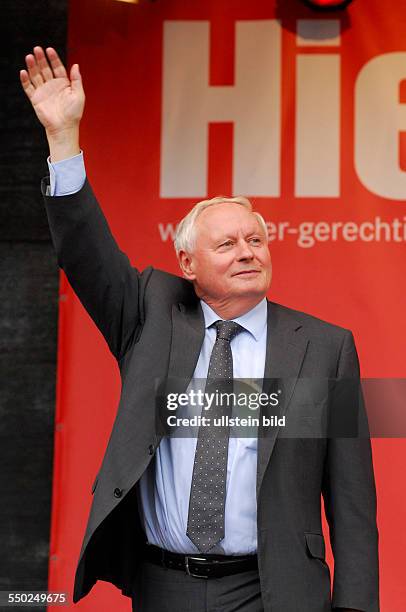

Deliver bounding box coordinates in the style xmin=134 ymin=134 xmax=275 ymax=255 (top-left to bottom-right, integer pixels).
xmin=20 ymin=47 xmax=379 ymax=611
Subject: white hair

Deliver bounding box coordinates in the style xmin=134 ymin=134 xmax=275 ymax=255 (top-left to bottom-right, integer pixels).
xmin=174 ymin=195 xmax=268 ymax=256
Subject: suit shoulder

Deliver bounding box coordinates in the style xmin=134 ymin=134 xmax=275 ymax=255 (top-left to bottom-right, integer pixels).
xmin=269 ymin=301 xmax=351 ymax=341
xmin=142 ymin=266 xmax=197 ymax=303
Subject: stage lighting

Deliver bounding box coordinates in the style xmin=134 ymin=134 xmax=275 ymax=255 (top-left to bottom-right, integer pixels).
xmin=301 ymin=0 xmax=353 ymax=10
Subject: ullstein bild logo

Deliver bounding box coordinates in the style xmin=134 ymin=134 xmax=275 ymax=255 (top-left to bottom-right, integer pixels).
xmin=163 ymin=388 xmax=284 ymax=430
xmin=160 ymin=19 xmax=406 ymax=200
xmin=166 ymin=414 xmax=285 ymax=429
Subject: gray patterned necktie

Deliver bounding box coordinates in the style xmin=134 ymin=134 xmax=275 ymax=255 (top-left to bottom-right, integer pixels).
xmin=186 ymin=319 xmax=244 ymax=553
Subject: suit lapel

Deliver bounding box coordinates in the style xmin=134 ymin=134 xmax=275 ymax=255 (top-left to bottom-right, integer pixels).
xmin=256 ymin=301 xmax=309 ymax=498
xmin=167 ymin=299 xmax=206 ymax=392
xmin=155 ymin=299 xmax=205 ymax=441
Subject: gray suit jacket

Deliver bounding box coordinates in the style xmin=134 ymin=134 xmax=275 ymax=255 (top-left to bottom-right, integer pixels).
xmin=42 ymin=178 xmax=379 ymax=612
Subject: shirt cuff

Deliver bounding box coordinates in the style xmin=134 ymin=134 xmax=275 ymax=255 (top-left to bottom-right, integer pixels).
xmin=47 ymin=150 xmax=86 ymax=196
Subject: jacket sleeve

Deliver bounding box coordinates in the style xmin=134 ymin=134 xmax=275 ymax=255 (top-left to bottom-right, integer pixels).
xmin=41 ymin=176 xmax=151 ymax=361
xmin=322 ymin=330 xmax=379 ymax=612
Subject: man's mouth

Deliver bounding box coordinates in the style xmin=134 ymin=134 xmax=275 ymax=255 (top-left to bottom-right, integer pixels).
xmin=232 ymin=269 xmax=261 ymax=276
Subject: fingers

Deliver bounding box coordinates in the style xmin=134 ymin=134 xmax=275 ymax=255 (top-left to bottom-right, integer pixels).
xmin=19 ymin=70 xmax=35 ymax=100
xmin=33 ymin=46 xmax=54 ymax=81
xmin=45 ymin=47 xmax=68 ymax=79
xmin=20 ymin=46 xmax=68 ymax=94
xmin=70 ymin=64 xmax=84 ymax=95
xmin=25 ymin=52 xmax=45 ymax=88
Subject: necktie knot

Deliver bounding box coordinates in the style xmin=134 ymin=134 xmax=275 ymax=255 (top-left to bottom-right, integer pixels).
xmin=214 ymin=320 xmax=244 ymax=342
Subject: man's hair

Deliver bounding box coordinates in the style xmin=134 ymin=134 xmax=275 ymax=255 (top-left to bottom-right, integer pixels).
xmin=174 ymin=195 xmax=268 ymax=256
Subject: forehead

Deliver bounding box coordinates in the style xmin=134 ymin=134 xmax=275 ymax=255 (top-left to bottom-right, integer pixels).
xmin=195 ymin=203 xmax=261 ymax=240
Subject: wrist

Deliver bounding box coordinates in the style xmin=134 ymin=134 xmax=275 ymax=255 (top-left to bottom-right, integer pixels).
xmin=46 ymin=125 xmax=80 ymax=162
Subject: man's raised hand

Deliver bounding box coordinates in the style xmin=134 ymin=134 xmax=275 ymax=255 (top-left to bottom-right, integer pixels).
xmin=20 ymin=47 xmax=85 ymax=161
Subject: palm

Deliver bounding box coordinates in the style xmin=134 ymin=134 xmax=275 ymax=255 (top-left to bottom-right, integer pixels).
xmin=20 ymin=46 xmax=85 ymax=133
xmin=31 ymin=77 xmax=83 ymax=131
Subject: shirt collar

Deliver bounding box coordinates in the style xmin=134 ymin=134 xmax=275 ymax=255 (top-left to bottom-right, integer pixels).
xmin=200 ymin=298 xmax=267 ymax=341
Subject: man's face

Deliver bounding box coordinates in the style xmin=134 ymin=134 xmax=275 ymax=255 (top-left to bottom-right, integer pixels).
xmin=180 ymin=203 xmax=272 ymax=310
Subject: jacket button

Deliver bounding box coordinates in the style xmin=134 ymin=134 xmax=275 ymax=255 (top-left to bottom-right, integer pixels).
xmin=113 ymin=488 xmax=122 ymax=498
xmin=148 ymin=444 xmax=155 ymax=455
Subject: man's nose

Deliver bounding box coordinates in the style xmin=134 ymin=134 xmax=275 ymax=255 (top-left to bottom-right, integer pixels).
xmin=236 ymin=240 xmax=254 ymax=260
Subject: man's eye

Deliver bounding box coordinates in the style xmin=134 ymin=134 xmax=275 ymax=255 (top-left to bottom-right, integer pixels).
xmin=249 ymin=237 xmax=261 ymax=244
xmin=220 ymin=241 xmax=233 ymax=248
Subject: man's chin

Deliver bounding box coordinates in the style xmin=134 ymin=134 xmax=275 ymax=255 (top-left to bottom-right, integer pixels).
xmin=231 ymin=275 xmax=269 ymax=292
xmin=230 ymin=283 xmax=268 ymax=300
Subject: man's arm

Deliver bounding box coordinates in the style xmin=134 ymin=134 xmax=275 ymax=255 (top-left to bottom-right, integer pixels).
xmin=21 ymin=47 xmax=146 ymax=360
xmin=322 ymin=330 xmax=379 ymax=612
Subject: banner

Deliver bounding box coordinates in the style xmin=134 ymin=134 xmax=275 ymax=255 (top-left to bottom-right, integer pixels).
xmin=47 ymin=1 xmax=406 ymax=609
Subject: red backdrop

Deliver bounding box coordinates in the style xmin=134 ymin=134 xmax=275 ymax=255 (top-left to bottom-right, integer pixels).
xmin=47 ymin=0 xmax=406 ymax=609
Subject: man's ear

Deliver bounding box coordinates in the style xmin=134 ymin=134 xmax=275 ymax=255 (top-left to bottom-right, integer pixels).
xmin=178 ymin=250 xmax=196 ymax=280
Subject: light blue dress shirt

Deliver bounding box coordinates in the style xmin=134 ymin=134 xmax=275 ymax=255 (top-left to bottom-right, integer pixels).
xmin=47 ymin=151 xmax=86 ymax=196
xmin=138 ymin=299 xmax=267 ymax=555
xmin=48 ymin=153 xmax=268 ymax=554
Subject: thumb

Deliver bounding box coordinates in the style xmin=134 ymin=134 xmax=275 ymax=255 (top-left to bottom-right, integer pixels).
xmin=70 ymin=63 xmax=83 ymax=92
